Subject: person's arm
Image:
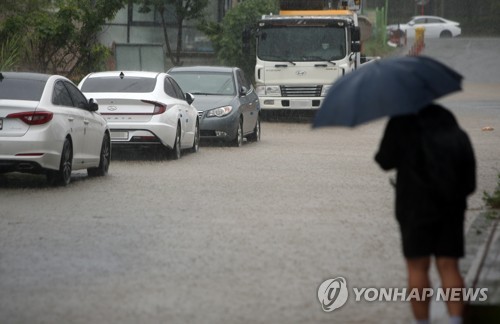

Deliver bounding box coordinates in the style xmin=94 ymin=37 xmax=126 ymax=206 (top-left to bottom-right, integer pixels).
xmin=375 ymin=117 xmax=402 ymax=170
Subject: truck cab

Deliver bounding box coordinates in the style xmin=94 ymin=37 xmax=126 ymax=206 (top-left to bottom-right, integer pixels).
xmin=254 ymin=9 xmax=361 ymax=111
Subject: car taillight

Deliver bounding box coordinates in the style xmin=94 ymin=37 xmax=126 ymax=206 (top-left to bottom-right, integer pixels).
xmin=7 ymin=111 xmax=53 ymax=125
xmin=141 ymin=100 xmax=167 ymax=115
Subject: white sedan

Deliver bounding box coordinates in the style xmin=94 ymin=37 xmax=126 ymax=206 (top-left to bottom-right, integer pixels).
xmin=79 ymin=71 xmax=200 ymax=160
xmin=387 ymin=15 xmax=461 ymax=39
xmin=0 ymin=72 xmax=110 ymax=185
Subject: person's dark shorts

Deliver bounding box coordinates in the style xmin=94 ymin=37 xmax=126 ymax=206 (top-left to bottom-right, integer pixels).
xmin=399 ymin=217 xmax=464 ymax=258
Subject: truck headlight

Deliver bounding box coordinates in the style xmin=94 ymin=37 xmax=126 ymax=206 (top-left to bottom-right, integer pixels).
xmin=206 ymin=105 xmax=233 ymax=117
xmin=321 ymin=85 xmax=332 ymax=97
xmin=256 ymin=85 xmax=280 ymax=96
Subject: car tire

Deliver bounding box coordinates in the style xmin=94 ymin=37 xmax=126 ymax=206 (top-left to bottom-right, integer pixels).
xmin=440 ymin=30 xmax=452 ymax=38
xmin=47 ymin=138 xmax=72 ymax=186
xmin=168 ymin=124 xmax=182 ymax=160
xmin=232 ymin=118 xmax=243 ymax=147
xmin=88 ymin=133 xmax=111 ymax=177
xmin=247 ymin=116 xmax=261 ymax=142
xmin=190 ymin=119 xmax=200 ymax=153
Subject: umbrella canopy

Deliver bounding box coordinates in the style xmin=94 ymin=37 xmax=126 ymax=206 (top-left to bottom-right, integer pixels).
xmin=312 ymin=55 xmax=463 ymax=128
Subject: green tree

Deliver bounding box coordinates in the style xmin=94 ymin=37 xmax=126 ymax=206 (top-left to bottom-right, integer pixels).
xmin=0 ymin=0 xmax=126 ymax=79
xmin=0 ymin=36 xmax=22 ymax=71
xmin=136 ymin=0 xmax=209 ymax=66
xmin=200 ymin=0 xmax=279 ymax=81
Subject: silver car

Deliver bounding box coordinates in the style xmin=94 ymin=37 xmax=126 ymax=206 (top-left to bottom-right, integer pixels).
xmin=168 ymin=66 xmax=261 ymax=147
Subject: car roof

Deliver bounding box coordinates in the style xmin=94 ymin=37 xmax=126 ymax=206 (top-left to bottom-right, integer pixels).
xmin=168 ymin=66 xmax=236 ymax=73
xmin=411 ymin=15 xmax=447 ymax=20
xmin=0 ymin=72 xmax=52 ymax=81
xmin=85 ymin=71 xmax=163 ymax=78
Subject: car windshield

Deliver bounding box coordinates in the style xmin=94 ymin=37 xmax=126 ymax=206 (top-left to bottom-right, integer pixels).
xmin=257 ymin=26 xmax=346 ymax=61
xmin=80 ymin=77 xmax=156 ymax=93
xmin=169 ymin=72 xmax=235 ymax=96
xmin=0 ymin=78 xmax=46 ymax=101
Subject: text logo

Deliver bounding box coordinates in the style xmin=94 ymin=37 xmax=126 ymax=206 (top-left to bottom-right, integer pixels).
xmin=295 ymin=70 xmax=306 ymax=76
xmin=317 ymin=277 xmax=348 ymax=312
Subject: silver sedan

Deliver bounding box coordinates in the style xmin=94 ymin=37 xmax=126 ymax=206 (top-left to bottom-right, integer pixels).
xmin=168 ymin=66 xmax=261 ymax=147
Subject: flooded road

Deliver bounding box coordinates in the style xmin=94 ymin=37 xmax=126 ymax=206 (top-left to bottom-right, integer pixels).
xmin=1 ymin=38 xmax=499 ymax=323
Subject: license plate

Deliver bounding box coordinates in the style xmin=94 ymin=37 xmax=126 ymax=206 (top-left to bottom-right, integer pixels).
xmin=290 ymin=100 xmax=311 ymax=108
xmin=0 ymin=118 xmax=3 ymax=130
xmin=111 ymin=131 xmax=128 ymax=140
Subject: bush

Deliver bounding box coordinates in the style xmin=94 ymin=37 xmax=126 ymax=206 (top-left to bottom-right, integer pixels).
xmin=0 ymin=36 xmax=21 ymax=71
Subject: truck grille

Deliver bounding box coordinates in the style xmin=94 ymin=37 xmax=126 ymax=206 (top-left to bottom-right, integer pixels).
xmin=281 ymin=85 xmax=322 ymax=97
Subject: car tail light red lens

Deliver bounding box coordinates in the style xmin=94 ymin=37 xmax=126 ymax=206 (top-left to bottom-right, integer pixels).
xmin=7 ymin=111 xmax=53 ymax=125
xmin=141 ymin=100 xmax=167 ymax=115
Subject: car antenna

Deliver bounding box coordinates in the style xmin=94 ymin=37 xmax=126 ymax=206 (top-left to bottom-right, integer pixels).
xmin=119 ymin=72 xmax=124 ymax=79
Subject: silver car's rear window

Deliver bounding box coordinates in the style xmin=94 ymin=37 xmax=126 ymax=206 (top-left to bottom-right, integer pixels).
xmin=81 ymin=77 xmax=156 ymax=93
xmin=0 ymin=79 xmax=46 ymax=101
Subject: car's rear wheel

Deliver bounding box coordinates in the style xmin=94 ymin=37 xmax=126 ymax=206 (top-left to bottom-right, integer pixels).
xmin=232 ymin=118 xmax=243 ymax=147
xmin=47 ymin=138 xmax=72 ymax=186
xmin=247 ymin=116 xmax=261 ymax=142
xmin=190 ymin=120 xmax=200 ymax=153
xmin=440 ymin=30 xmax=452 ymax=38
xmin=88 ymin=133 xmax=111 ymax=177
xmin=168 ymin=124 xmax=182 ymax=160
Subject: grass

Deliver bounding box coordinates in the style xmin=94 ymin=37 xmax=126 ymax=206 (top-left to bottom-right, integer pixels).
xmin=362 ymin=37 xmax=397 ymax=58
xmin=483 ymin=174 xmax=500 ymax=209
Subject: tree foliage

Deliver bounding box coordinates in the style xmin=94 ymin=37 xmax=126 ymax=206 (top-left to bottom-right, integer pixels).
xmin=0 ymin=35 xmax=22 ymax=71
xmin=0 ymin=0 xmax=126 ymax=79
xmin=200 ymin=0 xmax=279 ymax=82
xmin=136 ymin=0 xmax=209 ymax=66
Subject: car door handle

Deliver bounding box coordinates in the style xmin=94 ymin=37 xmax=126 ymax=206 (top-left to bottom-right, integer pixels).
xmin=84 ymin=120 xmax=89 ymax=125
xmin=68 ymin=117 xmax=74 ymax=122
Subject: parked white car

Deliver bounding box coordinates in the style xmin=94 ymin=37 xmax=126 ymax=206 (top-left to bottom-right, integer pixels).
xmin=79 ymin=71 xmax=200 ymax=160
xmin=0 ymin=72 xmax=110 ymax=185
xmin=387 ymin=15 xmax=461 ymax=39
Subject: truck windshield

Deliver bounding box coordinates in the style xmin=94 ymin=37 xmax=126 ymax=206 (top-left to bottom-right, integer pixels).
xmin=257 ymin=26 xmax=346 ymax=62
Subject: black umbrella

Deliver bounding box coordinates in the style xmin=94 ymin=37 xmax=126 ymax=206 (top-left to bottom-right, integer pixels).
xmin=312 ymin=55 xmax=463 ymax=128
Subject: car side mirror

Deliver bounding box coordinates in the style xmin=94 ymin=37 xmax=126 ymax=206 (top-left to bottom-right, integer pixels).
xmin=239 ymin=86 xmax=248 ymax=96
xmin=408 ymin=21 xmax=415 ymax=26
xmin=186 ymin=92 xmax=195 ymax=105
xmin=88 ymin=98 xmax=99 ymax=112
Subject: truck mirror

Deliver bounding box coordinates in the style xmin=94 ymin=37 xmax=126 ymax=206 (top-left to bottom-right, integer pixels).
xmin=351 ymin=42 xmax=361 ymax=53
xmin=351 ymin=26 xmax=360 ymax=42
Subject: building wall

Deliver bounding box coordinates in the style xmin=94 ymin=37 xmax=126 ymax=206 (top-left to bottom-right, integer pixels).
xmin=99 ymin=0 xmax=229 ymax=71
